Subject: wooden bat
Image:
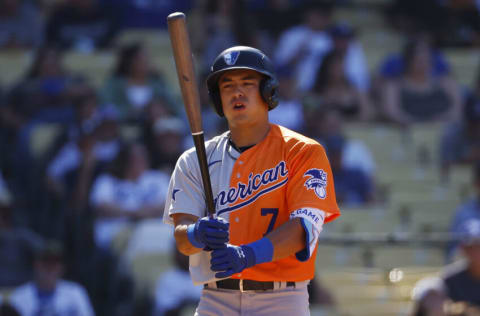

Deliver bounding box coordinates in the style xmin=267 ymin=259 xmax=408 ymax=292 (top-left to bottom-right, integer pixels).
xmin=167 ymin=12 xmax=216 ymax=217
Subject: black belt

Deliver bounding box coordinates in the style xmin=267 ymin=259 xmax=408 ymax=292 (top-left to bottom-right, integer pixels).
xmin=205 ymin=279 xmax=296 ymax=291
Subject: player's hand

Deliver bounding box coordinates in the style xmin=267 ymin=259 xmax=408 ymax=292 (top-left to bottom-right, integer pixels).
xmin=210 ymin=244 xmax=256 ymax=278
xmin=191 ymin=217 xmax=229 ymax=250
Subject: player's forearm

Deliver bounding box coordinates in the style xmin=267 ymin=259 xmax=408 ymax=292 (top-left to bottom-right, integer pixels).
xmin=174 ymin=222 xmax=203 ymax=256
xmin=265 ymin=217 xmax=306 ymax=261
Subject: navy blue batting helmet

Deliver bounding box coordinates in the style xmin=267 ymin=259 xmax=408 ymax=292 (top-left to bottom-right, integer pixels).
xmin=206 ymin=46 xmax=279 ymax=117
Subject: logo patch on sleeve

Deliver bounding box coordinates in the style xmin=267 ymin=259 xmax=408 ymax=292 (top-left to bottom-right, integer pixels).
xmin=303 ymin=169 xmax=327 ymax=199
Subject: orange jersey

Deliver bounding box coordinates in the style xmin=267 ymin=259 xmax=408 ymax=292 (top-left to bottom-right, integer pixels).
xmin=214 ymin=125 xmax=339 ymax=281
xmin=164 ymin=124 xmax=340 ymax=283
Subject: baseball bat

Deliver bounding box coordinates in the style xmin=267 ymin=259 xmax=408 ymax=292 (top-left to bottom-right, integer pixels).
xmin=167 ymin=12 xmax=216 ymax=218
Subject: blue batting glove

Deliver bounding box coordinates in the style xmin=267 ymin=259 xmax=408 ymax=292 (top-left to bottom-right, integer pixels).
xmin=210 ymin=238 xmax=274 ymax=278
xmin=187 ymin=217 xmax=229 ymax=250
xmin=210 ymin=244 xmax=255 ymax=278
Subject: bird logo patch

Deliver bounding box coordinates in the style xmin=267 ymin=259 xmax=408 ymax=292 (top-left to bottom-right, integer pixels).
xmin=304 ymin=169 xmax=327 ymax=199
xmin=224 ymin=51 xmax=240 ymax=65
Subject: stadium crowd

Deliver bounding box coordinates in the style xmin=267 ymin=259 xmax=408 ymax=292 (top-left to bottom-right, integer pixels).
xmin=0 ymin=0 xmax=479 ymax=315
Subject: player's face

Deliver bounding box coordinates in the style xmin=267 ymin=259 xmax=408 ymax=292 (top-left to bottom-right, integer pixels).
xmin=218 ymin=69 xmax=268 ymax=127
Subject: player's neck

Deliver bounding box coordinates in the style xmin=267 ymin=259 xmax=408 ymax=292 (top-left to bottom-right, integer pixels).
xmin=229 ymin=122 xmax=271 ymax=148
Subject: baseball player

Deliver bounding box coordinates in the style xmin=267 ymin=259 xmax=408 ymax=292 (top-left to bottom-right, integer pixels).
xmin=163 ymin=46 xmax=341 ymax=316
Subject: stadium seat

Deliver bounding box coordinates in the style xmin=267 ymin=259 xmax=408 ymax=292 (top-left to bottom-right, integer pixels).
xmin=29 ymin=123 xmax=63 ymax=160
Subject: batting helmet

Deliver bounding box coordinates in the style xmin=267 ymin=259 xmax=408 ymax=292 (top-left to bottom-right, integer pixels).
xmin=206 ymin=46 xmax=279 ymax=117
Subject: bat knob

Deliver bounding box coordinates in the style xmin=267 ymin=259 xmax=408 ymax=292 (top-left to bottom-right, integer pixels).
xmin=168 ymin=12 xmax=185 ymax=21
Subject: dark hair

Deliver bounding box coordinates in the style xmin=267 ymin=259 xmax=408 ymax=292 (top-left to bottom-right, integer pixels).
xmin=312 ymin=50 xmax=349 ymax=93
xmin=72 ymin=86 xmax=98 ymax=108
xmin=0 ymin=303 xmax=21 ymax=316
xmin=108 ymin=143 xmax=134 ymax=179
xmin=113 ymin=42 xmax=144 ymax=77
xmin=402 ymin=36 xmax=433 ymax=75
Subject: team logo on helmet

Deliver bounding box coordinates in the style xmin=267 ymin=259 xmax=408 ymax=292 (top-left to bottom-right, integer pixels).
xmin=223 ymin=51 xmax=240 ymax=65
xmin=304 ymin=169 xmax=327 ymax=199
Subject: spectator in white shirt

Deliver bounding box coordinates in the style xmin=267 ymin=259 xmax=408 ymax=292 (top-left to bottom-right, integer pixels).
xmin=9 ymin=240 xmax=95 ymax=316
xmin=274 ymin=2 xmax=369 ymax=94
xmin=89 ymin=143 xmax=170 ymax=250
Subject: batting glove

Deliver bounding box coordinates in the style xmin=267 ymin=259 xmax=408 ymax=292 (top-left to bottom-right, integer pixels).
xmin=210 ymin=238 xmax=274 ymax=278
xmin=210 ymin=244 xmax=254 ymax=278
xmin=187 ymin=217 xmax=229 ymax=250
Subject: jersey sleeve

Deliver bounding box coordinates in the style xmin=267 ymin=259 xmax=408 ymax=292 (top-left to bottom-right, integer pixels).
xmin=163 ymin=150 xmax=207 ymax=225
xmin=286 ymin=142 xmax=340 ymax=223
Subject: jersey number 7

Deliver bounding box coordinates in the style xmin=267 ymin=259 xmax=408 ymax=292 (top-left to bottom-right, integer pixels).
xmin=261 ymin=208 xmax=278 ymax=236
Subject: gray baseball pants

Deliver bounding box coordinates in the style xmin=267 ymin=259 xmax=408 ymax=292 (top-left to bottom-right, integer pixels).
xmin=195 ymin=281 xmax=310 ymax=316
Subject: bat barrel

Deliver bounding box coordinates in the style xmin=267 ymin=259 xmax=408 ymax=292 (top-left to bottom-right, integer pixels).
xmin=167 ymin=12 xmax=216 ymax=217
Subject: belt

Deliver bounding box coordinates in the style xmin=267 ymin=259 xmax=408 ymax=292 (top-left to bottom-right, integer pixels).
xmin=204 ymin=279 xmax=296 ymax=292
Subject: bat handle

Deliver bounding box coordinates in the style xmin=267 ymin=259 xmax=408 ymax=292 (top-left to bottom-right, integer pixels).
xmin=192 ymin=132 xmax=216 ymax=218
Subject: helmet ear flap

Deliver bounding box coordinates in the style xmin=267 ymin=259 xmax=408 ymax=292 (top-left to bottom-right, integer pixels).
xmin=208 ymin=88 xmax=224 ymax=117
xmin=260 ymin=77 xmax=280 ymax=110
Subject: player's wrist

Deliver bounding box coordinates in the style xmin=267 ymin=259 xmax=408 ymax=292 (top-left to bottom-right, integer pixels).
xmin=243 ymin=237 xmax=274 ymax=267
xmin=187 ymin=223 xmax=205 ymax=248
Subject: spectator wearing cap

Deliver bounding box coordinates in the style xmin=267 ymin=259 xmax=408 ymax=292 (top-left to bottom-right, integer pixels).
xmin=447 ymin=163 xmax=480 ymax=261
xmin=9 ymin=240 xmax=95 ymax=316
xmin=411 ymin=218 xmax=480 ymax=316
xmin=439 ymin=74 xmax=480 ymax=181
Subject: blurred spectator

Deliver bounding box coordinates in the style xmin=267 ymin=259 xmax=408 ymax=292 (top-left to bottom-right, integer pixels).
xmin=382 ymin=37 xmax=462 ymax=125
xmin=446 ymin=0 xmax=480 ymax=47
xmin=447 ymin=162 xmax=480 ymax=261
xmin=323 ymin=134 xmax=374 ymax=206
xmin=379 ymin=33 xmax=450 ymax=80
xmin=89 ymin=143 xmax=169 ymax=250
xmin=144 ymin=116 xmax=187 ymax=173
xmin=101 ymin=0 xmax=192 ymax=29
xmin=411 ymin=218 xmax=480 ymax=315
xmin=274 ymin=1 xmax=333 ymax=93
xmin=46 ymin=109 xmax=121 ymax=207
xmin=200 ymin=0 xmax=259 ymax=71
xmin=0 ymin=0 xmax=44 ymax=49
xmin=385 ymin=0 xmax=450 ymax=43
xmin=440 ymin=76 xmax=480 ymax=178
xmin=4 ymin=46 xmax=85 ymax=136
xmin=4 ymin=46 xmax=87 ymax=173
xmin=303 ymin=51 xmax=373 ymax=122
xmin=9 ymin=240 xmax=95 ymax=316
xmin=274 ymin=2 xmax=368 ymax=94
xmin=253 ymin=0 xmax=302 ymax=47
xmin=45 ymin=0 xmax=119 ymax=52
xmin=67 ymin=87 xmax=103 ymax=141
xmin=100 ymin=42 xmax=178 ymax=121
xmin=152 ymin=245 xmax=201 ymax=316
xmin=308 ymin=109 xmax=376 ymax=177
xmin=268 ymin=67 xmax=305 ymax=132
xmin=328 ymin=22 xmax=370 ymax=93
xmin=0 ymin=202 xmax=44 ymax=287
